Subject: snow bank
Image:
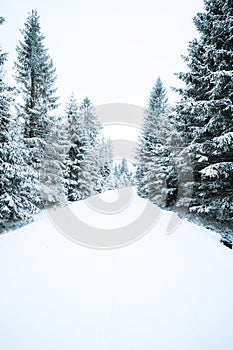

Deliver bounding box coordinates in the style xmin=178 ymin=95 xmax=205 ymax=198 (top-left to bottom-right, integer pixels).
xmin=0 ymin=188 xmax=233 ymax=350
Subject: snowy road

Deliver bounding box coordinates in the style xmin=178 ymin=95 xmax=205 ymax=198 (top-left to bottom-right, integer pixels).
xmin=0 ymin=189 xmax=233 ymax=350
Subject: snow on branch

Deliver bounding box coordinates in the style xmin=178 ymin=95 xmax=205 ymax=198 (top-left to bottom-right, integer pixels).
xmin=200 ymin=162 xmax=233 ymax=179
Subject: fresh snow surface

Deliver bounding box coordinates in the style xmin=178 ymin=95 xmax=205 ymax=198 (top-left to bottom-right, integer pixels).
xmin=1 ymin=187 xmax=233 ymax=350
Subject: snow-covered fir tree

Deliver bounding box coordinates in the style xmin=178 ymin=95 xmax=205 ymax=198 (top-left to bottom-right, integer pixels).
xmin=0 ymin=18 xmax=38 ymax=232
xmin=95 ymin=137 xmax=116 ymax=192
xmin=79 ymin=97 xmax=102 ymax=146
xmin=0 ymin=117 xmax=39 ymax=233
xmin=14 ymin=10 xmax=59 ymax=207
xmin=39 ymin=120 xmax=70 ymax=207
xmin=15 ymin=10 xmax=58 ymax=142
xmin=0 ymin=17 xmax=10 ymax=144
xmin=114 ymin=158 xmax=134 ymax=188
xmin=136 ymin=77 xmax=178 ymax=208
xmin=174 ymin=0 xmax=233 ymax=244
xmin=65 ymin=94 xmax=101 ymax=201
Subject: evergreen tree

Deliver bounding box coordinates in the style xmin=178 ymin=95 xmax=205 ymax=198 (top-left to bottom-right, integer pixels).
xmin=65 ymin=95 xmax=100 ymax=201
xmin=14 ymin=10 xmax=59 ymax=208
xmin=174 ymin=0 xmax=233 ymax=244
xmin=95 ymin=137 xmax=116 ymax=192
xmin=136 ymin=77 xmax=177 ymax=208
xmin=0 ymin=18 xmax=38 ymax=232
xmin=0 ymin=117 xmax=39 ymax=232
xmin=39 ymin=120 xmax=70 ymax=207
xmin=79 ymin=97 xmax=102 ymax=146
xmin=14 ymin=9 xmax=58 ymax=159
xmin=0 ymin=17 xmax=10 ymax=145
xmin=115 ymin=158 xmax=134 ymax=188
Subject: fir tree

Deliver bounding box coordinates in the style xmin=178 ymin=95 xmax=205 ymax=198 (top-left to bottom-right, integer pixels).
xmin=0 ymin=17 xmax=10 ymax=145
xmin=115 ymin=158 xmax=134 ymax=188
xmin=39 ymin=120 xmax=70 ymax=207
xmin=0 ymin=18 xmax=38 ymax=232
xmin=95 ymin=137 xmax=116 ymax=192
xmin=174 ymin=0 xmax=233 ymax=244
xmin=14 ymin=10 xmax=59 ymax=208
xmin=0 ymin=118 xmax=39 ymax=232
xmin=65 ymin=95 xmax=100 ymax=201
xmin=79 ymin=97 xmax=102 ymax=146
xmin=136 ymin=77 xmax=177 ymax=208
xmin=15 ymin=9 xmax=58 ymax=156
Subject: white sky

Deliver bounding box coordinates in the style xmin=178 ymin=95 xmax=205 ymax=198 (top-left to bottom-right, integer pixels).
xmin=1 ymin=0 xmax=204 ymax=114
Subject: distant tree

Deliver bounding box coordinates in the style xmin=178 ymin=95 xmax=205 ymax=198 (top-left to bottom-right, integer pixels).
xmin=79 ymin=97 xmax=102 ymax=146
xmin=65 ymin=95 xmax=100 ymax=201
xmin=115 ymin=158 xmax=134 ymax=188
xmin=95 ymin=137 xmax=116 ymax=192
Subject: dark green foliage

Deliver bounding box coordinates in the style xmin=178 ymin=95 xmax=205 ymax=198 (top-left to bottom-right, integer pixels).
xmin=15 ymin=9 xmax=58 ymax=141
xmin=136 ymin=77 xmax=177 ymax=208
xmin=0 ymin=17 xmax=38 ymax=232
xmin=14 ymin=10 xmax=60 ymax=208
xmin=39 ymin=121 xmax=70 ymax=207
xmin=174 ymin=0 xmax=233 ymax=242
xmin=65 ymin=95 xmax=101 ymax=201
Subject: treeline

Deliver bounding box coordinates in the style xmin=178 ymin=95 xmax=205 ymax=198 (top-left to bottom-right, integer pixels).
xmin=136 ymin=0 xmax=233 ymax=247
xmin=0 ymin=11 xmax=133 ymax=233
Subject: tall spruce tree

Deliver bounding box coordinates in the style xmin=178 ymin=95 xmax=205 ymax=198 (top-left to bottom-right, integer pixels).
xmin=14 ymin=10 xmax=59 ymax=207
xmin=0 ymin=17 xmax=10 ymax=144
xmin=136 ymin=77 xmax=177 ymax=208
xmin=15 ymin=9 xmax=58 ymax=159
xmin=0 ymin=17 xmax=38 ymax=232
xmin=174 ymin=0 xmax=233 ymax=244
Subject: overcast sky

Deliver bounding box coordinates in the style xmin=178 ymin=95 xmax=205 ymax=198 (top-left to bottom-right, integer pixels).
xmin=1 ymin=0 xmax=204 ymax=114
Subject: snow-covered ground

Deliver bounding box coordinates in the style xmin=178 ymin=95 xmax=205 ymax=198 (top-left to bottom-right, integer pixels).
xmin=0 ymin=188 xmax=233 ymax=350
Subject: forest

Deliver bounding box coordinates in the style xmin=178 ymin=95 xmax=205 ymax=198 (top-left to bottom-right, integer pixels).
xmin=0 ymin=0 xmax=233 ymax=247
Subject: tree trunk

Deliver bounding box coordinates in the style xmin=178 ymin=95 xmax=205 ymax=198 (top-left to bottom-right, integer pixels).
xmin=29 ymin=73 xmax=35 ymax=138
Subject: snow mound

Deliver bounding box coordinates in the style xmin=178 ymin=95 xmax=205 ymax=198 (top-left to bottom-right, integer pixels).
xmin=0 ymin=188 xmax=233 ymax=350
